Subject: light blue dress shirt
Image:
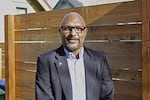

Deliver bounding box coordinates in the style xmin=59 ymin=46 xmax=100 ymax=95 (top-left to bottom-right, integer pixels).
xmin=64 ymin=48 xmax=86 ymax=100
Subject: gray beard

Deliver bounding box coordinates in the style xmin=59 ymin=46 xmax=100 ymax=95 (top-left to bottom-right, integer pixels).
xmin=66 ymin=44 xmax=79 ymax=52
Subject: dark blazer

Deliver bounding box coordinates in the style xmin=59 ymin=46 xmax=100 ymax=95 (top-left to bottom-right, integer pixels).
xmin=35 ymin=46 xmax=114 ymax=100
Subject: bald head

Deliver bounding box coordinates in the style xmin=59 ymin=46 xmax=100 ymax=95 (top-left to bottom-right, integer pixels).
xmin=61 ymin=12 xmax=86 ymax=26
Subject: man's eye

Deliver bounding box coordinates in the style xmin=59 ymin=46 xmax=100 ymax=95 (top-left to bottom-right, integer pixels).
xmin=75 ymin=27 xmax=82 ymax=31
xmin=61 ymin=26 xmax=69 ymax=30
xmin=76 ymin=26 xmax=85 ymax=31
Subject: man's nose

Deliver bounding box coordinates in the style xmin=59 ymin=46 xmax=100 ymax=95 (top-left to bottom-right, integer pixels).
xmin=70 ymin=28 xmax=77 ymax=35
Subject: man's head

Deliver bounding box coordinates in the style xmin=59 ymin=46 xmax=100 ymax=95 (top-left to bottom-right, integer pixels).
xmin=59 ymin=12 xmax=87 ymax=53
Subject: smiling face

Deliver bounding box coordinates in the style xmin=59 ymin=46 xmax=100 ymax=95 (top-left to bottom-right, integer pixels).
xmin=59 ymin=12 xmax=87 ymax=54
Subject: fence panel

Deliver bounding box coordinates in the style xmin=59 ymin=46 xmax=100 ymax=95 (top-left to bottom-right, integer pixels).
xmin=5 ymin=0 xmax=142 ymax=100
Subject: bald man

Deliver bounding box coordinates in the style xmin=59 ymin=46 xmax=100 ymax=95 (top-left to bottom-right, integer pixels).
xmin=35 ymin=12 xmax=114 ymax=100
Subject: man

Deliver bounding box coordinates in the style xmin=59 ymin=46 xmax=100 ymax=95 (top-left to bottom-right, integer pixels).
xmin=35 ymin=12 xmax=114 ymax=100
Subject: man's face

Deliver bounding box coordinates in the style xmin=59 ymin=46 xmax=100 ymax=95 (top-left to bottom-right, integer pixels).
xmin=59 ymin=14 xmax=87 ymax=52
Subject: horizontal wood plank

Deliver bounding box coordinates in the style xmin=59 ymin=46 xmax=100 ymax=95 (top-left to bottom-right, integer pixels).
xmin=0 ymin=43 xmax=4 ymax=50
xmin=114 ymin=80 xmax=141 ymax=99
xmin=115 ymin=94 xmax=141 ymax=100
xmin=15 ymin=42 xmax=61 ymax=62
xmin=108 ymin=55 xmax=141 ymax=69
xmin=87 ymin=24 xmax=141 ymax=40
xmin=92 ymin=0 xmax=141 ymax=25
xmin=111 ymin=69 xmax=141 ymax=81
xmin=16 ymin=97 xmax=30 ymax=100
xmin=14 ymin=24 xmax=141 ymax=41
xmin=16 ymin=69 xmax=35 ymax=87
xmin=16 ymin=85 xmax=35 ymax=100
xmin=85 ymin=42 xmax=141 ymax=56
xmin=16 ymin=62 xmax=36 ymax=71
xmin=15 ymin=28 xmax=60 ymax=41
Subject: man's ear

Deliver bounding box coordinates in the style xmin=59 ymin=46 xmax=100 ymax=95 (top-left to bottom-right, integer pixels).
xmin=84 ymin=27 xmax=88 ymax=35
xmin=85 ymin=27 xmax=88 ymax=33
xmin=58 ymin=28 xmax=61 ymax=33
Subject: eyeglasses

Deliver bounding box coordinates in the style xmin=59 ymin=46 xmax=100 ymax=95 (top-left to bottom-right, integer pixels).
xmin=61 ymin=26 xmax=86 ymax=33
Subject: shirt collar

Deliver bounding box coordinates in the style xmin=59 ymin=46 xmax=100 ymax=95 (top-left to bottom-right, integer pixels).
xmin=64 ymin=47 xmax=84 ymax=59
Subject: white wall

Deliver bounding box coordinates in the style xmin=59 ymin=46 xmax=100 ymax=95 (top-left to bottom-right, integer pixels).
xmin=0 ymin=0 xmax=35 ymax=43
xmin=0 ymin=0 xmax=16 ymax=43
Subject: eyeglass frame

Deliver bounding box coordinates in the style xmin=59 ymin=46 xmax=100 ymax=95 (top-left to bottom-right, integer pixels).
xmin=60 ymin=25 xmax=87 ymax=33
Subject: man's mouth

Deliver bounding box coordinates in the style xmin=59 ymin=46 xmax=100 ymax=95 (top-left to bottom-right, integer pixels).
xmin=68 ymin=39 xmax=79 ymax=43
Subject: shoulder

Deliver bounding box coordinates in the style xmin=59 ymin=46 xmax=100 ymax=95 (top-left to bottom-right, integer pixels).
xmin=84 ymin=47 xmax=107 ymax=60
xmin=38 ymin=46 xmax=64 ymax=59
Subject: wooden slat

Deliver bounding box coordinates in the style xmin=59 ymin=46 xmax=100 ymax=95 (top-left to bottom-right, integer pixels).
xmin=84 ymin=42 xmax=141 ymax=56
xmin=114 ymin=80 xmax=142 ymax=100
xmin=111 ymin=69 xmax=141 ymax=81
xmin=15 ymin=42 xmax=61 ymax=62
xmin=0 ymin=43 xmax=4 ymax=49
xmin=0 ymin=43 xmax=5 ymax=68
xmin=16 ymin=85 xmax=35 ymax=100
xmin=87 ymin=24 xmax=141 ymax=40
xmin=16 ymin=69 xmax=35 ymax=87
xmin=108 ymin=55 xmax=141 ymax=69
xmin=14 ymin=24 xmax=141 ymax=41
xmin=14 ymin=2 xmax=122 ymax=29
xmin=5 ymin=15 xmax=16 ymax=100
xmin=91 ymin=0 xmax=141 ymax=25
xmin=2 ymin=67 xmax=5 ymax=79
xmin=16 ymin=97 xmax=29 ymax=100
xmin=15 ymin=28 xmax=60 ymax=41
xmin=2 ymin=60 xmax=5 ymax=67
xmin=115 ymin=94 xmax=141 ymax=100
xmin=16 ymin=62 xmax=36 ymax=71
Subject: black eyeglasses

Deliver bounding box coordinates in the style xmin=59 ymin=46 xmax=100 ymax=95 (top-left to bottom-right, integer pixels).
xmin=61 ymin=26 xmax=86 ymax=33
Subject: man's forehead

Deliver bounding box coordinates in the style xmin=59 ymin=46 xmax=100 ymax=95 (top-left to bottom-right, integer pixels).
xmin=61 ymin=12 xmax=85 ymax=26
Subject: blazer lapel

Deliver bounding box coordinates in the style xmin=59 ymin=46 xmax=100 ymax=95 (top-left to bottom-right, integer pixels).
xmin=84 ymin=48 xmax=96 ymax=100
xmin=54 ymin=47 xmax=72 ymax=100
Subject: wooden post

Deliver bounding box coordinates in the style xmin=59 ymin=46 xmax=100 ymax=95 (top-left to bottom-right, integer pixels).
xmin=5 ymin=15 xmax=15 ymax=100
xmin=142 ymin=0 xmax=150 ymax=99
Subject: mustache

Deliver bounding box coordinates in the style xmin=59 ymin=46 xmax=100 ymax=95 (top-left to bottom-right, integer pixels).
xmin=66 ymin=36 xmax=79 ymax=41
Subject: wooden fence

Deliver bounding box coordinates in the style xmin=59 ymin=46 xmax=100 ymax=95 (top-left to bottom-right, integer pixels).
xmin=0 ymin=43 xmax=5 ymax=79
xmin=5 ymin=0 xmax=148 ymax=100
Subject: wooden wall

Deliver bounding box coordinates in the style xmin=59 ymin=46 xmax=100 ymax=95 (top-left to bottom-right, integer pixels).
xmin=5 ymin=0 xmax=142 ymax=100
xmin=142 ymin=0 xmax=150 ymax=99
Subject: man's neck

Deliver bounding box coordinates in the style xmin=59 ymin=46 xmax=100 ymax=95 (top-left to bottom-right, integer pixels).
xmin=64 ymin=47 xmax=84 ymax=59
xmin=72 ymin=48 xmax=82 ymax=59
